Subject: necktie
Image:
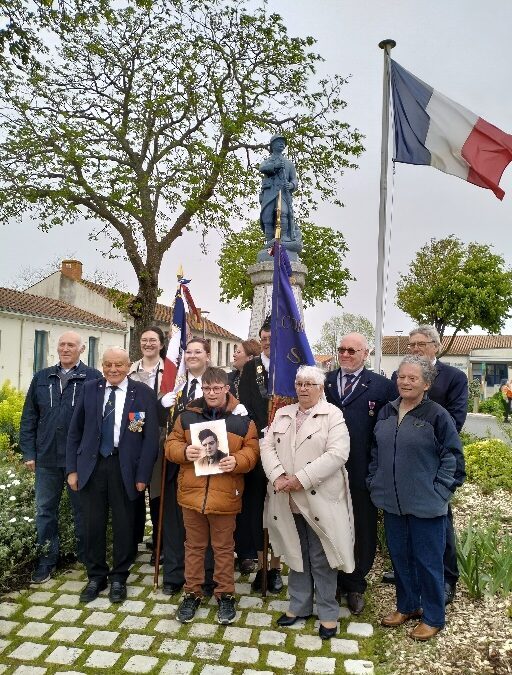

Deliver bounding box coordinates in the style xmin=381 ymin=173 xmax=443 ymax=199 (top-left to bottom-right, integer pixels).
xmin=342 ymin=374 xmax=355 ymax=400
xmin=187 ymin=378 xmax=198 ymax=403
xmin=99 ymin=386 xmax=117 ymax=457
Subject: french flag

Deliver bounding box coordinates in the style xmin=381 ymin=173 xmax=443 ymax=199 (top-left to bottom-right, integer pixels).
xmin=390 ymin=59 xmax=512 ymax=200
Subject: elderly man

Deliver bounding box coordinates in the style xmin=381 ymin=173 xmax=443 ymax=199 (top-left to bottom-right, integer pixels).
xmin=20 ymin=331 xmax=102 ymax=583
xmin=325 ymin=332 xmax=396 ymax=614
xmin=66 ymin=347 xmax=158 ymax=603
xmin=385 ymin=325 xmax=468 ymax=605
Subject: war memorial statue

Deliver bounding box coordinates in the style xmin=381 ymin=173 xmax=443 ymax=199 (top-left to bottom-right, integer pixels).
xmin=257 ymin=134 xmax=303 ymax=261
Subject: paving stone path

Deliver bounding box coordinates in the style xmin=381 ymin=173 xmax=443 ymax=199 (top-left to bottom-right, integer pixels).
xmin=0 ymin=549 xmax=376 ymax=674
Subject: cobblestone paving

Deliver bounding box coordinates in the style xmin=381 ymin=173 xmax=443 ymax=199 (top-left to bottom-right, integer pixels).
xmin=0 ymin=550 xmax=376 ymax=674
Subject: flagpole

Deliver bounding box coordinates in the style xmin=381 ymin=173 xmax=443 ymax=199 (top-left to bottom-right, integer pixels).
xmin=375 ymin=39 xmax=396 ymax=374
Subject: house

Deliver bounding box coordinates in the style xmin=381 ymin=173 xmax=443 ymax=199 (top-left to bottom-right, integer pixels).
xmin=0 ymin=260 xmax=241 ymax=391
xmin=314 ymin=354 xmax=335 ymax=372
xmin=370 ymin=334 xmax=512 ymax=396
xmin=0 ymin=287 xmax=126 ymax=391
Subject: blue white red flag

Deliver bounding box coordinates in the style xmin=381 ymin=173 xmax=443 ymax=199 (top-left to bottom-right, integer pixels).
xmin=390 ymin=59 xmax=512 ymax=200
xmin=269 ymin=241 xmax=315 ymax=398
xmin=160 ymin=279 xmax=199 ymax=395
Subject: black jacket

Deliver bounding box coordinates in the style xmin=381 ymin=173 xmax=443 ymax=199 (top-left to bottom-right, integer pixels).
xmin=20 ymin=361 xmax=102 ymax=467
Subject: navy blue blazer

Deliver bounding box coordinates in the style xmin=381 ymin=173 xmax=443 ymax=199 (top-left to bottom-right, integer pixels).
xmin=325 ymin=367 xmax=397 ymax=490
xmin=391 ymin=360 xmax=468 ymax=432
xmin=66 ymin=378 xmax=159 ymax=500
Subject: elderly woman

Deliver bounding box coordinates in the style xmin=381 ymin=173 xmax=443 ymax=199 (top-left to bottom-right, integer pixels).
xmin=367 ymin=355 xmax=465 ymax=641
xmin=260 ymin=365 xmax=355 ymax=640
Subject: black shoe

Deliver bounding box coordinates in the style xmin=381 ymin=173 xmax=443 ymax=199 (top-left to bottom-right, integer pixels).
xmin=382 ymin=570 xmax=396 ymax=584
xmin=267 ymin=568 xmax=283 ymax=593
xmin=276 ymin=613 xmax=312 ymax=626
xmin=150 ymin=552 xmax=164 ymax=566
xmin=177 ymin=593 xmax=201 ymax=623
xmin=347 ymin=591 xmax=365 ymax=615
xmin=444 ymin=582 xmax=456 ymax=606
xmin=79 ymin=578 xmax=108 ymax=603
xmin=162 ymin=582 xmax=183 ymax=596
xmin=217 ymin=594 xmax=236 ymax=624
xmin=251 ymin=569 xmax=262 ymax=592
xmin=238 ymin=558 xmax=256 ymax=574
xmin=30 ymin=564 xmax=56 ymax=584
xmin=109 ymin=581 xmax=127 ymax=603
xmin=319 ymin=624 xmax=337 ymax=640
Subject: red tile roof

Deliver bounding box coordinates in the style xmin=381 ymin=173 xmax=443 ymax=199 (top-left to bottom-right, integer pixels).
xmin=381 ymin=334 xmax=512 ymax=356
xmin=0 ymin=288 xmax=126 ymax=331
xmin=79 ymin=280 xmax=241 ymax=341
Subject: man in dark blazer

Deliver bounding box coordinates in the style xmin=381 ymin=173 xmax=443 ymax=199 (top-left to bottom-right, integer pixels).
xmin=387 ymin=325 xmax=468 ymax=604
xmin=325 ymin=332 xmax=397 ymax=615
xmin=66 ymin=347 xmax=158 ymax=604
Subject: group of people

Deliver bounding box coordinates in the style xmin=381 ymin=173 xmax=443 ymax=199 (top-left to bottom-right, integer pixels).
xmin=19 ymin=321 xmax=468 ymax=640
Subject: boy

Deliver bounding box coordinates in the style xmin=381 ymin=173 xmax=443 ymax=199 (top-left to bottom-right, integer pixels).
xmin=165 ymin=367 xmax=259 ymax=624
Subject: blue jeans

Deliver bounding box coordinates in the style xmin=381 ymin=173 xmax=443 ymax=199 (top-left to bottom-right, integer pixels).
xmin=384 ymin=511 xmax=446 ymax=628
xmin=35 ymin=466 xmax=84 ymax=567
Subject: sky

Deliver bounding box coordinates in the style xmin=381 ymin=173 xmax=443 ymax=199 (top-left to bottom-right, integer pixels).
xmin=2 ymin=0 xmax=512 ymax=345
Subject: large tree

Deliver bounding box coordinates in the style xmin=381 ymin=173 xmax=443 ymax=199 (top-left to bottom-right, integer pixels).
xmin=0 ymin=0 xmax=363 ymax=354
xmin=396 ymin=235 xmax=512 ymax=354
xmin=218 ymin=220 xmax=354 ymax=310
xmin=313 ymin=313 xmax=375 ymax=358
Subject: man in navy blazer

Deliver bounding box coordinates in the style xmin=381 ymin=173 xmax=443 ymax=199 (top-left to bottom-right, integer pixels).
xmin=325 ymin=333 xmax=397 ymax=615
xmin=67 ymin=347 xmax=158 ymax=604
xmin=388 ymin=325 xmax=468 ymax=605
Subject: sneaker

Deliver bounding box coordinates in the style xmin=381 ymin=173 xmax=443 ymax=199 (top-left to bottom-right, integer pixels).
xmin=176 ymin=593 xmax=201 ymax=623
xmin=217 ymin=594 xmax=236 ymax=624
xmin=268 ymin=568 xmax=284 ymax=593
xmin=31 ymin=564 xmax=56 ymax=584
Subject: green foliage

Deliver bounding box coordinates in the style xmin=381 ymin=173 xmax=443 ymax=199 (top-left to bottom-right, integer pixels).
xmin=218 ymin=221 xmax=354 ymax=310
xmin=457 ymin=520 xmax=512 ymax=598
xmin=0 ymin=0 xmax=364 ymax=338
xmin=459 ymin=430 xmax=479 ymax=447
xmin=0 ymin=383 xmax=77 ymax=591
xmin=313 ymin=313 xmax=374 ymax=357
xmin=464 ymin=438 xmax=512 ymax=493
xmin=396 ymin=235 xmax=512 ymax=349
xmin=0 ymin=381 xmax=25 ymax=451
xmin=478 ymin=391 xmax=505 ymax=419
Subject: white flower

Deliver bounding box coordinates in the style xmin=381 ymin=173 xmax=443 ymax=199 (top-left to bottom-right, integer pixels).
xmin=8 ymin=517 xmax=16 ymax=523
xmin=9 ymin=495 xmax=16 ymax=501
xmin=0 ymin=485 xmax=5 ymax=490
xmin=12 ymin=479 xmax=20 ymax=486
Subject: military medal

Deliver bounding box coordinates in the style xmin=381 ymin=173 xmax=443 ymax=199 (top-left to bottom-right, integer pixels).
xmin=128 ymin=411 xmax=145 ymax=432
xmin=368 ymin=401 xmax=375 ymax=416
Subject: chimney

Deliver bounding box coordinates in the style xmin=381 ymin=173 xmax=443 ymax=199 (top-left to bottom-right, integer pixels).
xmin=61 ymin=260 xmax=83 ymax=281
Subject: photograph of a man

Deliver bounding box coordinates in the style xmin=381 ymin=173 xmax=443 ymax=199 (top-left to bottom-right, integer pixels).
xmin=196 ymin=428 xmax=228 ymax=474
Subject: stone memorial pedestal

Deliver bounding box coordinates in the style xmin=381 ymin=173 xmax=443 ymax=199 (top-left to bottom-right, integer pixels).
xmin=247 ymin=260 xmax=308 ymax=339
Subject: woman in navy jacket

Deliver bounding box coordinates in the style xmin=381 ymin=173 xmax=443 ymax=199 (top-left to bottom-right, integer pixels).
xmin=367 ymin=355 xmax=465 ymax=641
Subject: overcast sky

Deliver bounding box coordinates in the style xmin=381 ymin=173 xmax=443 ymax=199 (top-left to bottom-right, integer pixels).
xmin=2 ymin=0 xmax=512 ymax=344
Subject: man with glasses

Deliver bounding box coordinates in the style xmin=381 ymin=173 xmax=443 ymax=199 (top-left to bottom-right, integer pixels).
xmin=325 ymin=333 xmax=396 ymax=615
xmin=383 ymin=325 xmax=468 ymax=605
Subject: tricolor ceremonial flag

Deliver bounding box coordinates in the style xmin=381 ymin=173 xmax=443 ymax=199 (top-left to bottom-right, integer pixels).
xmin=160 ymin=279 xmax=200 ymax=395
xmin=390 ymin=59 xmax=512 ymax=200
xmin=269 ymin=241 xmax=315 ymax=399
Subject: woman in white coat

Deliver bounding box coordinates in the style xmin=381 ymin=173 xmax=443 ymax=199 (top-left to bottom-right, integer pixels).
xmin=260 ymin=365 xmax=355 ymax=640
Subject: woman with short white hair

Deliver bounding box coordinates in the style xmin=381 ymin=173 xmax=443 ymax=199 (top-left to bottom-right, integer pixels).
xmin=260 ymin=365 xmax=355 ymax=640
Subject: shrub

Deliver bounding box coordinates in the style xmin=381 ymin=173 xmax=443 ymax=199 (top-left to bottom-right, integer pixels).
xmin=464 ymin=438 xmax=512 ymax=493
xmin=0 ymin=381 xmax=25 ymax=451
xmin=478 ymin=391 xmax=506 ymax=419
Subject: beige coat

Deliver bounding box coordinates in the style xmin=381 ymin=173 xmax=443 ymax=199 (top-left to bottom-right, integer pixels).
xmin=260 ymin=400 xmax=355 ymax=573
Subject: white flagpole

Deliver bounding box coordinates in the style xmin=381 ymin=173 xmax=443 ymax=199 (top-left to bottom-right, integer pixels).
xmin=374 ymin=39 xmax=396 ymax=374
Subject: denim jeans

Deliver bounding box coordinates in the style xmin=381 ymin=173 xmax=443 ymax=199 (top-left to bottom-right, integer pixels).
xmin=384 ymin=511 xmax=447 ymax=628
xmin=35 ymin=466 xmax=84 ymax=567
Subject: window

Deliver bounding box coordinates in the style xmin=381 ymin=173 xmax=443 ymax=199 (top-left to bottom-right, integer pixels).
xmin=225 ymin=343 xmax=230 ymax=366
xmin=34 ymin=330 xmax=48 ymax=373
xmin=217 ymin=341 xmax=223 ymax=366
xmin=88 ymin=337 xmax=99 ymax=368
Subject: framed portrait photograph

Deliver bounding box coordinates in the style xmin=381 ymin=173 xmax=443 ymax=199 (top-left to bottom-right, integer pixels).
xmin=190 ymin=419 xmax=230 ymax=476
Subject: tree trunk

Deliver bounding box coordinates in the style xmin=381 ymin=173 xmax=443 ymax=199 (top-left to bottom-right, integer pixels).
xmin=128 ymin=267 xmax=161 ymax=362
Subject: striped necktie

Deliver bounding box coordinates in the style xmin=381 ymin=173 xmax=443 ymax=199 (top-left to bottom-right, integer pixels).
xmin=342 ymin=374 xmax=355 ymax=401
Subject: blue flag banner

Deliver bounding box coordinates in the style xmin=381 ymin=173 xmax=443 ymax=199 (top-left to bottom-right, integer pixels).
xmin=269 ymin=241 xmax=315 ymax=397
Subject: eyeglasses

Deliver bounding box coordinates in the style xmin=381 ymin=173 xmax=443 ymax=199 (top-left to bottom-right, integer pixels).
xmin=295 ymin=381 xmax=319 ymax=389
xmin=407 ymin=341 xmax=434 ymax=349
xmin=337 ymin=347 xmax=363 ymax=355
xmin=141 ymin=339 xmax=159 ymax=345
xmin=202 ymin=385 xmax=227 ymax=394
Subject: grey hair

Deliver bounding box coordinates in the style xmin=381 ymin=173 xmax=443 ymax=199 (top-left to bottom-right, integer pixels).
xmin=398 ymin=355 xmax=437 ymax=386
xmin=58 ymin=330 xmax=85 ymax=349
xmin=409 ymin=325 xmax=441 ymax=348
xmin=102 ymin=346 xmax=130 ymax=363
xmin=295 ymin=365 xmax=326 ymax=386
